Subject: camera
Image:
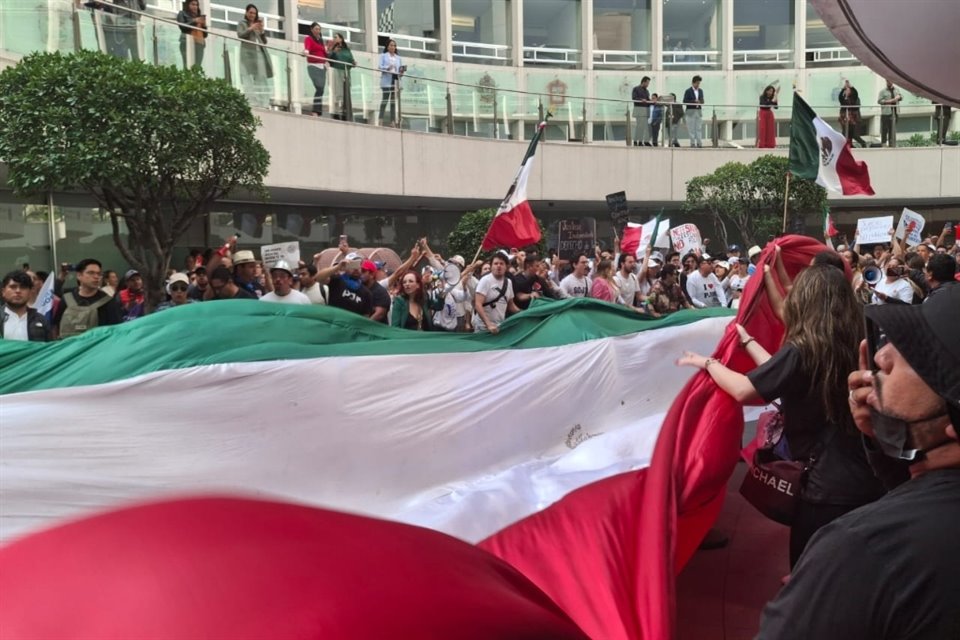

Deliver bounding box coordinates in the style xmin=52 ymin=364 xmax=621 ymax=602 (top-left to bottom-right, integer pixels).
xmin=862 ymin=265 xmax=883 ymax=286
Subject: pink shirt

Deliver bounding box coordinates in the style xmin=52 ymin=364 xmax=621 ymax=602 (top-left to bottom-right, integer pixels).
xmin=590 ymin=278 xmax=615 ymax=302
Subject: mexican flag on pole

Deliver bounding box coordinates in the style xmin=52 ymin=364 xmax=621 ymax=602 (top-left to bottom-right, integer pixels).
xmin=481 ymin=116 xmax=550 ymax=250
xmin=823 ymin=205 xmax=838 ymax=237
xmin=789 ymin=92 xmax=874 ymax=196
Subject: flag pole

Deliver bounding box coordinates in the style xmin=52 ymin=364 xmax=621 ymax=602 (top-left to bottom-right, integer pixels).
xmin=781 ymin=172 xmax=791 ymax=234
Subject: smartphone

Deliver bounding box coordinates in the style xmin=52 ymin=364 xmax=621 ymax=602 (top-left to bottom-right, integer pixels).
xmin=864 ymin=314 xmax=887 ymax=371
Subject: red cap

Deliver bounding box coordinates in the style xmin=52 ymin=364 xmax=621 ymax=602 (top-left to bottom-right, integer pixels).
xmin=361 ymin=260 xmax=377 ymax=272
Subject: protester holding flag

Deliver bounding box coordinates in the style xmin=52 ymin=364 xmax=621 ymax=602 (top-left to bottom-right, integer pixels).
xmin=1 ymin=271 xmax=51 ymax=342
xmin=678 ymin=264 xmax=884 ymax=568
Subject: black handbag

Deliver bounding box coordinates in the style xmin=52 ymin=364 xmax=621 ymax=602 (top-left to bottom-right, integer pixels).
xmin=739 ymin=407 xmax=832 ymax=526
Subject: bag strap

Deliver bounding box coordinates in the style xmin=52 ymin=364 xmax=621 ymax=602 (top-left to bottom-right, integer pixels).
xmin=483 ymin=281 xmax=509 ymax=307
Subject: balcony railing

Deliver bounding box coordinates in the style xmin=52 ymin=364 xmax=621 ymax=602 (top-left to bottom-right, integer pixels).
xmin=807 ymin=45 xmax=858 ymax=64
xmin=452 ymin=40 xmax=509 ymax=63
xmin=2 ymin=2 xmax=953 ymax=148
xmin=379 ymin=32 xmax=440 ymax=57
xmin=662 ymin=50 xmax=720 ymax=67
xmin=522 ymin=45 xmax=580 ymax=65
xmin=732 ymin=49 xmax=793 ymax=66
xmin=593 ymin=49 xmax=651 ymax=68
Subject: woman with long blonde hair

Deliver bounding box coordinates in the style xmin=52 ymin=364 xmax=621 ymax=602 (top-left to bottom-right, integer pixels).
xmin=678 ymin=264 xmax=883 ymax=568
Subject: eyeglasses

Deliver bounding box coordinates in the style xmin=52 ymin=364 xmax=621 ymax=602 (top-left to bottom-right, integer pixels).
xmin=170 ymin=284 xmax=189 ymax=292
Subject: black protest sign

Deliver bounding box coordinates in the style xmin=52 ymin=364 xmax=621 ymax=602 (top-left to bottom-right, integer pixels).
xmin=557 ymin=218 xmax=597 ymax=260
xmin=605 ymin=191 xmax=630 ymax=227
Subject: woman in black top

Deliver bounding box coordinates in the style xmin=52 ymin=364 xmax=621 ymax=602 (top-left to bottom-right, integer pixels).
xmin=838 ymin=80 xmax=867 ymax=147
xmin=678 ymin=265 xmax=884 ymax=567
xmin=757 ymin=84 xmax=779 ymax=148
xmin=391 ymin=270 xmax=440 ymax=331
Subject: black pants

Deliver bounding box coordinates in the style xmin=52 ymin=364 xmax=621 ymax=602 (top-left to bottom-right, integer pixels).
xmin=179 ymin=39 xmax=205 ymax=70
xmin=379 ymin=86 xmax=396 ymax=125
xmin=880 ymin=114 xmax=896 ymax=146
xmin=789 ymin=500 xmax=863 ymax=568
xmin=650 ymin=120 xmax=662 ymax=146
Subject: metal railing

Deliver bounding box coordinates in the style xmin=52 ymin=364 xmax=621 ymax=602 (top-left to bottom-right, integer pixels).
xmin=4 ymin=2 xmax=954 ymax=148
xmin=522 ymin=45 xmax=580 ymax=65
xmin=807 ymin=45 xmax=858 ymax=63
xmin=732 ymin=49 xmax=793 ymax=66
xmin=662 ymin=50 xmax=720 ymax=66
xmin=452 ymin=40 xmax=509 ymax=62
xmin=380 ymin=32 xmax=440 ymax=57
xmin=593 ymin=49 xmax=651 ymax=67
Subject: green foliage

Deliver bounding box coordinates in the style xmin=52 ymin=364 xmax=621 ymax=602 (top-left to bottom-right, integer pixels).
xmin=446 ymin=208 xmax=547 ymax=260
xmin=950 ymin=131 xmax=960 ymax=143
xmin=903 ymin=133 xmax=934 ymax=147
xmin=684 ymin=155 xmax=827 ymax=248
xmin=0 ymin=50 xmax=270 ymax=310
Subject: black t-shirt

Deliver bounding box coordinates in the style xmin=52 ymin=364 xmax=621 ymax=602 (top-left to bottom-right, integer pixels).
xmin=53 ymin=289 xmax=124 ymax=331
xmin=327 ymin=275 xmax=372 ymax=316
xmin=757 ymin=469 xmax=960 ymax=640
xmin=227 ymin=287 xmax=257 ymax=300
xmin=235 ymin=277 xmax=264 ymax=298
xmin=511 ymin=272 xmax=555 ymax=311
xmin=747 ymin=344 xmax=884 ymax=505
xmin=367 ymin=282 xmax=391 ymax=323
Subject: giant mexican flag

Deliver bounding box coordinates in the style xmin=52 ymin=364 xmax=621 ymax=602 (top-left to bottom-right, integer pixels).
xmin=0 ymin=237 xmax=825 ymax=639
xmin=789 ymin=91 xmax=874 ymax=196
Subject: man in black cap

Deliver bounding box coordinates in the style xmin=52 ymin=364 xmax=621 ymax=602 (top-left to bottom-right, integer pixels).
xmin=756 ymin=286 xmax=960 ymax=639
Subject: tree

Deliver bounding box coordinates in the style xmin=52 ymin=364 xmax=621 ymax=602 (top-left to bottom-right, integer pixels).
xmin=0 ymin=50 xmax=270 ymax=311
xmin=446 ymin=208 xmax=547 ymax=260
xmin=684 ymin=155 xmax=827 ymax=249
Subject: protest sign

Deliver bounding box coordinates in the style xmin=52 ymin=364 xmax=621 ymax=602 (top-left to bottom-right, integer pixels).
xmin=895 ymin=208 xmax=925 ymax=246
xmin=669 ymin=224 xmax=702 ymax=256
xmin=637 ymin=218 xmax=670 ymax=253
xmin=261 ymin=242 xmax=301 ymax=269
xmin=605 ymin=191 xmax=630 ymax=229
xmin=557 ymin=218 xmax=597 ymax=260
xmin=855 ymin=215 xmax=894 ymax=245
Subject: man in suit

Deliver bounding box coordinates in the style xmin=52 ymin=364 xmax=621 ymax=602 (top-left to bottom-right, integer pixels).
xmin=683 ymin=75 xmax=704 ymax=148
xmin=631 ymin=76 xmax=652 ymax=146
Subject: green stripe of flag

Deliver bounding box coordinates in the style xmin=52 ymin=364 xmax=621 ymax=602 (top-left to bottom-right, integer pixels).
xmin=0 ymin=300 xmax=733 ymax=395
xmin=789 ymin=92 xmax=819 ymax=181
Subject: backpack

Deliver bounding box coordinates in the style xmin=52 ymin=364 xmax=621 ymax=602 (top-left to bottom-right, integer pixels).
xmin=60 ymin=292 xmax=113 ymax=338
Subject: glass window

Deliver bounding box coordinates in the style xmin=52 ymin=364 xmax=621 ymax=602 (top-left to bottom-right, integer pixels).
xmin=805 ymin=2 xmax=857 ymax=65
xmin=662 ymin=0 xmax=721 ymax=68
xmin=451 ymin=0 xmax=511 ymax=65
xmin=377 ymin=0 xmax=440 ymax=58
xmin=733 ymin=0 xmax=794 ymax=66
xmin=523 ymin=0 xmax=581 ymax=66
xmin=0 ymin=196 xmax=53 ymax=274
xmin=593 ymin=0 xmax=651 ymax=67
xmin=53 ymin=202 xmax=129 ymax=279
xmin=297 ymin=0 xmax=365 ymax=47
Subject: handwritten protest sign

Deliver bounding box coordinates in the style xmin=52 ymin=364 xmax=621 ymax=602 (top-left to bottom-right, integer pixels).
xmin=605 ymin=191 xmax=630 ymax=229
xmin=855 ymin=215 xmax=894 ymax=245
xmin=895 ymin=208 xmax=925 ymax=246
xmin=261 ymin=242 xmax=301 ymax=269
xmin=557 ymin=218 xmax=597 ymax=260
xmin=669 ymin=224 xmax=702 ymax=256
xmin=637 ymin=218 xmax=670 ymax=253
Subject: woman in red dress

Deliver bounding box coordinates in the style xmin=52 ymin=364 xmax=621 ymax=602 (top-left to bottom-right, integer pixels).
xmin=757 ymin=84 xmax=779 ymax=148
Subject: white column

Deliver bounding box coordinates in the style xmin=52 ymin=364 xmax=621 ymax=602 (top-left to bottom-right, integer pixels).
xmin=651 ymin=0 xmax=663 ymax=72
xmin=581 ymin=0 xmax=593 ymax=71
xmin=721 ymin=0 xmax=733 ymax=72
xmin=511 ymin=0 xmax=523 ymax=67
xmin=438 ymin=0 xmax=453 ymax=62
xmin=364 ymin=0 xmax=378 ymax=53
xmin=794 ymin=0 xmax=806 ymax=70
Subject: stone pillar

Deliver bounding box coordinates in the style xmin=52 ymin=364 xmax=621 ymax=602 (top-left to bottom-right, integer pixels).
xmin=438 ymin=0 xmax=452 ymax=62
xmin=511 ymin=0 xmax=523 ymax=67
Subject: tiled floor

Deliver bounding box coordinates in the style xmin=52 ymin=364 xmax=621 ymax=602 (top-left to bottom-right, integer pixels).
xmin=676 ymin=461 xmax=790 ymax=640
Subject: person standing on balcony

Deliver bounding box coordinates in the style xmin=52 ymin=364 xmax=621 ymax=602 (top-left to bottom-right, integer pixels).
xmin=101 ymin=0 xmax=146 ymax=62
xmin=303 ymin=23 xmax=328 ymax=117
xmin=378 ymin=39 xmax=404 ymax=127
xmin=683 ymin=75 xmax=704 ymax=148
xmin=664 ymin=92 xmax=683 ymax=148
xmin=838 ymin=79 xmax=866 ymax=148
xmin=649 ymin=94 xmax=664 ymax=146
xmin=237 ymin=4 xmax=274 ymax=108
xmin=176 ymin=0 xmax=207 ymax=70
xmin=757 ymin=84 xmax=780 ymax=149
xmin=631 ymin=76 xmax=652 ymax=147
xmin=877 ymin=80 xmax=903 ymax=147
xmin=327 ymin=33 xmax=355 ymax=121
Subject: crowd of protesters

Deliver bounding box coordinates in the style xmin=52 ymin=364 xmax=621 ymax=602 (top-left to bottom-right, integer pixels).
xmin=2 ymin=221 xmax=958 ymax=343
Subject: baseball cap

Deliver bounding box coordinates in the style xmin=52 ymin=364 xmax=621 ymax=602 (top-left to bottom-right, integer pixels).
xmin=748 ymin=245 xmax=762 ymax=259
xmin=166 ymin=273 xmax=189 ymax=294
xmin=864 ymin=285 xmax=960 ymax=413
xmin=728 ymin=244 xmax=742 ymax=253
xmin=124 ymin=269 xmax=140 ymax=280
xmin=449 ymin=255 xmax=466 ymax=269
xmin=374 ymin=261 xmax=387 ymax=271
xmin=361 ymin=260 xmax=377 ymax=272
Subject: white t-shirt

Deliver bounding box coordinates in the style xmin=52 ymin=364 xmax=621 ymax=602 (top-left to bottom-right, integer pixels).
xmin=686 ymin=270 xmax=728 ymax=308
xmin=559 ymin=273 xmax=592 ymax=298
xmin=873 ymin=277 xmax=914 ymax=304
xmin=614 ymin=271 xmax=640 ymax=306
xmin=261 ymin=290 xmax=312 ymax=305
xmin=2 ymin=306 xmax=29 ymax=341
xmin=301 ymin=282 xmax=328 ymax=305
xmin=472 ymin=274 xmax=514 ymax=332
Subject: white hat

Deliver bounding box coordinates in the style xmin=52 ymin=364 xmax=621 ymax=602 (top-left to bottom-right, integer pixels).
xmin=166 ymin=272 xmax=190 ymax=294
xmin=233 ymin=250 xmax=256 ymax=265
xmin=748 ymin=245 xmax=762 ymax=259
xmin=729 ymin=256 xmax=741 ymax=264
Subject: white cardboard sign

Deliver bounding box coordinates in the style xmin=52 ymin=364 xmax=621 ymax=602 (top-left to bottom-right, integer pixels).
xmin=260 ymin=242 xmax=301 ymax=269
xmin=856 ymin=215 xmax=894 ymax=245
xmin=669 ymin=224 xmax=702 ymax=256
xmin=895 ymin=208 xmax=925 ymax=247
